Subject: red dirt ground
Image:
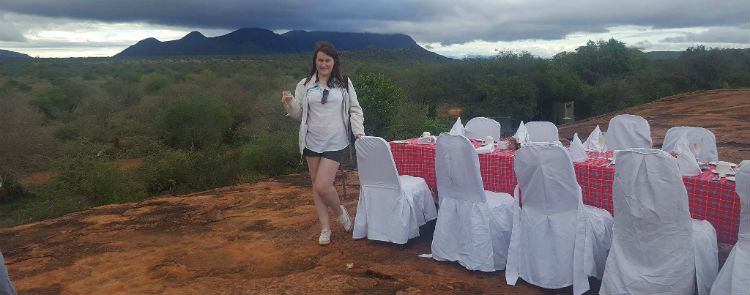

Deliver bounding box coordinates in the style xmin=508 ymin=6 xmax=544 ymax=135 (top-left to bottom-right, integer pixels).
xmin=1 ymin=89 xmax=748 ymax=294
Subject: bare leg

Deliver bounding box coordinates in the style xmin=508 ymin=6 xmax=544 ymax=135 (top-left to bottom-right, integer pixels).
xmin=306 ymin=156 xmax=331 ymax=230
xmin=312 ymin=157 xmax=344 ymax=216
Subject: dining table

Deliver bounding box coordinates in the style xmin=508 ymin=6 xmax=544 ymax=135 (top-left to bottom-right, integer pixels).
xmin=389 ymin=138 xmax=741 ymax=245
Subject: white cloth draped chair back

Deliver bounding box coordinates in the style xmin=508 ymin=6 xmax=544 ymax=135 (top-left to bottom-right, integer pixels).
xmin=601 ymin=149 xmax=718 ymax=295
xmin=353 ymin=136 xmax=438 ymax=244
xmin=710 ymin=164 xmax=750 ymax=295
xmin=662 ymin=126 xmax=719 ymax=163
xmin=431 ymin=133 xmax=514 ymax=271
xmin=605 ymin=114 xmax=652 ymax=150
xmin=525 ymin=121 xmax=559 ymax=143
xmin=465 ymin=117 xmax=502 ymax=140
xmin=506 ymin=143 xmax=613 ymax=295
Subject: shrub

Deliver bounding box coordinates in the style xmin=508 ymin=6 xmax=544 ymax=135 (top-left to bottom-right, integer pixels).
xmin=353 ymin=73 xmax=404 ymax=137
xmin=161 ymin=95 xmax=232 ymax=150
xmin=141 ymin=73 xmax=169 ymax=94
xmin=238 ymin=131 xmax=301 ymax=177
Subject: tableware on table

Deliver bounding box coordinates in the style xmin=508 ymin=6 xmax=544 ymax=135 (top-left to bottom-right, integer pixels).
xmin=715 ymin=161 xmax=736 ymax=175
xmin=709 ymin=161 xmax=736 ymax=167
xmin=598 ymin=132 xmax=607 ymax=153
xmin=481 ymin=136 xmax=495 ymax=146
xmin=421 ymin=131 xmax=431 ymax=137
xmin=391 ymin=140 xmax=409 ymax=144
xmin=497 ymin=140 xmax=510 ymax=150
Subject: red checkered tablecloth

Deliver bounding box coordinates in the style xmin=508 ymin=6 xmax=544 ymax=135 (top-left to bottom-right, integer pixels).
xmin=390 ymin=139 xmax=740 ymax=244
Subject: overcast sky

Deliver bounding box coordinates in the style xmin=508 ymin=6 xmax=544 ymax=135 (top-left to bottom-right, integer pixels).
xmin=1 ymin=0 xmax=748 ymax=58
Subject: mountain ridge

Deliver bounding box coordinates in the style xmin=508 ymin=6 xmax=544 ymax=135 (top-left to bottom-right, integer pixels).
xmin=0 ymin=49 xmax=31 ymax=58
xmin=115 ymin=27 xmax=441 ymax=58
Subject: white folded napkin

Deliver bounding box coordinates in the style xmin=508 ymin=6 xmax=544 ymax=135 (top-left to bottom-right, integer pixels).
xmin=417 ymin=135 xmax=437 ymax=145
xmin=673 ymin=136 xmax=701 ymax=176
xmin=449 ymin=117 xmax=464 ymax=136
xmin=583 ymin=125 xmax=604 ymax=151
xmin=513 ymin=121 xmax=529 ymax=145
xmin=569 ymin=133 xmax=589 ymax=163
xmin=476 ymin=141 xmax=495 ymax=154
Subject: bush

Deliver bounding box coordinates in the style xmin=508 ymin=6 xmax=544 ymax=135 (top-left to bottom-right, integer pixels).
xmin=141 ymin=73 xmax=169 ymax=94
xmin=353 ymin=73 xmax=404 ymax=137
xmin=162 ymin=95 xmax=233 ymax=150
xmin=138 ymin=148 xmax=239 ymax=194
xmin=238 ymin=131 xmax=301 ymax=177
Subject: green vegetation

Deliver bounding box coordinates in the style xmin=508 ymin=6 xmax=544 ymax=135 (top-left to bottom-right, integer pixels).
xmin=0 ymin=40 xmax=748 ymax=227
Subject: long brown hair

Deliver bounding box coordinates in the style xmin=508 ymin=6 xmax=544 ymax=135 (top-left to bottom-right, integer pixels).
xmin=304 ymin=41 xmax=346 ymax=88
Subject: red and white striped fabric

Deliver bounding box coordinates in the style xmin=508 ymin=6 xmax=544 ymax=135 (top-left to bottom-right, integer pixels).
xmin=390 ymin=139 xmax=740 ymax=244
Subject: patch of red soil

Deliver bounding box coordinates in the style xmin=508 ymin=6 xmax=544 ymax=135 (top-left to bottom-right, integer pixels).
xmin=18 ymin=171 xmax=57 ymax=186
xmin=120 ymin=158 xmax=143 ymax=170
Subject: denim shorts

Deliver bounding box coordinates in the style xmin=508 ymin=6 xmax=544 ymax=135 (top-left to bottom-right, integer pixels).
xmin=303 ymin=147 xmax=348 ymax=163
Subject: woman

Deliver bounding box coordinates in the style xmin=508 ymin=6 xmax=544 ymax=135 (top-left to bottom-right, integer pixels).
xmin=281 ymin=42 xmax=365 ymax=245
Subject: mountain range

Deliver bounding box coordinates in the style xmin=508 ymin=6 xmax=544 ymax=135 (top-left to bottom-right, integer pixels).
xmin=0 ymin=49 xmax=31 ymax=58
xmin=115 ymin=27 xmax=442 ymax=58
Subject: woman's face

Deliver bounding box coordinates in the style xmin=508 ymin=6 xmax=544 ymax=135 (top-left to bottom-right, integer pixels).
xmin=315 ymin=51 xmax=334 ymax=78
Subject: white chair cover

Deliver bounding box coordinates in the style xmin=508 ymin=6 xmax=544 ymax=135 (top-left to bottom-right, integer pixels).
xmin=432 ymin=133 xmax=514 ymax=271
xmin=506 ymin=143 xmax=613 ymax=295
xmin=662 ymin=126 xmax=719 ymax=163
xmin=465 ymin=117 xmax=502 ymax=140
xmin=710 ymin=164 xmax=750 ymax=295
xmin=525 ymin=121 xmax=559 ymax=143
xmin=601 ymin=149 xmax=718 ymax=295
xmin=605 ymin=114 xmax=652 ymax=150
xmin=353 ymin=136 xmax=438 ymax=244
xmin=583 ymin=125 xmax=605 ymax=152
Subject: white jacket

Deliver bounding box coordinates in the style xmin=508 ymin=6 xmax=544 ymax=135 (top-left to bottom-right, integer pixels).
xmin=284 ymin=76 xmax=365 ymax=155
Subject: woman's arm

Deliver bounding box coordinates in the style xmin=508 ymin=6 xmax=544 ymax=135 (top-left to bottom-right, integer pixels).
xmin=283 ymin=80 xmax=304 ymax=121
xmin=347 ymin=78 xmax=365 ymax=138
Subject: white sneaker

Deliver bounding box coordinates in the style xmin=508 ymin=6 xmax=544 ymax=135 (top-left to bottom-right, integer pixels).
xmin=318 ymin=229 xmax=331 ymax=246
xmin=337 ymin=205 xmax=353 ymax=232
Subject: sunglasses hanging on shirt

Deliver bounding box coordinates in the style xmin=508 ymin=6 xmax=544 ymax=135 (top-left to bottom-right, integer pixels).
xmin=321 ymin=89 xmax=329 ymax=104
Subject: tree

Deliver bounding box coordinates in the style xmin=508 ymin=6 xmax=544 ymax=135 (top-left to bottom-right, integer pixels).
xmin=162 ymin=95 xmax=232 ymax=150
xmin=353 ymin=73 xmax=404 ymax=137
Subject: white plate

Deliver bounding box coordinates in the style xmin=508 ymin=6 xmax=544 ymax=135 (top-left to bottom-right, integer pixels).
xmin=712 ymin=170 xmax=737 ymax=176
xmin=709 ymin=161 xmax=737 ymax=167
xmin=726 ymin=176 xmax=736 ymax=182
xmin=390 ymin=140 xmax=410 ymax=144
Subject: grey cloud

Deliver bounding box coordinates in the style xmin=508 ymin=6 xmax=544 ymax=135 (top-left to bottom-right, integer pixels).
xmin=0 ymin=14 xmax=26 ymax=41
xmin=1 ymin=0 xmax=749 ymax=44
xmin=661 ymin=26 xmax=750 ymax=44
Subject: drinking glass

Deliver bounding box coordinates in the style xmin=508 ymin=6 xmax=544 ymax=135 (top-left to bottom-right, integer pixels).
xmin=693 ymin=143 xmax=702 ymax=162
xmin=598 ymin=132 xmax=607 ymax=155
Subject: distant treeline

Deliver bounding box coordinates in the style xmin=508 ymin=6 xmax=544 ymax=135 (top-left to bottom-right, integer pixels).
xmin=0 ymin=39 xmax=747 ymax=226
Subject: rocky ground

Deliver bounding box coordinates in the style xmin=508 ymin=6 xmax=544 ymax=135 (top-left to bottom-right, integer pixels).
xmin=2 ymin=89 xmax=748 ymax=294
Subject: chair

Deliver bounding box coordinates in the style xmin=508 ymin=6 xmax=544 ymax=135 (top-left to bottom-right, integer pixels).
xmin=352 ymin=136 xmax=438 ymax=244
xmin=710 ymin=164 xmax=750 ymax=295
xmin=431 ymin=133 xmax=514 ymax=271
xmin=605 ymin=114 xmax=652 ymax=150
xmin=662 ymin=126 xmax=718 ymax=163
xmin=601 ymin=149 xmax=718 ymax=295
xmin=505 ymin=143 xmax=613 ymax=295
xmin=525 ymin=121 xmax=559 ymax=143
xmin=465 ymin=117 xmax=502 ymax=140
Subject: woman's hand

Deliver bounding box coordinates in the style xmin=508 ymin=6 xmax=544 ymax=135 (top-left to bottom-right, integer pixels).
xmin=355 ymin=134 xmax=364 ymax=139
xmin=281 ymin=90 xmax=293 ymax=105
